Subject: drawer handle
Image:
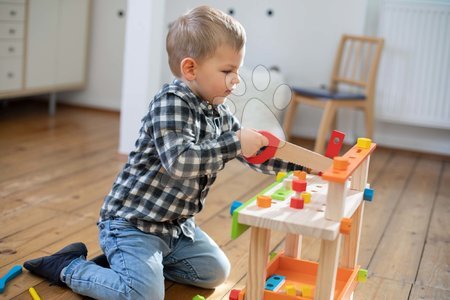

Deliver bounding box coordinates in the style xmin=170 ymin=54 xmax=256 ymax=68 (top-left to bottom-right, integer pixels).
xmin=8 ymin=46 xmax=15 ymax=53
xmin=7 ymin=72 xmax=14 ymax=78
xmin=9 ymin=28 xmax=16 ymax=35
xmin=10 ymin=10 xmax=17 ymax=17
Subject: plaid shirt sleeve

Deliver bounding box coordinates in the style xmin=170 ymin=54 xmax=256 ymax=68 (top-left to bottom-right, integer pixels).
xmin=146 ymin=91 xmax=241 ymax=179
xmin=225 ymin=112 xmax=307 ymax=174
xmin=236 ymin=153 xmax=307 ymax=175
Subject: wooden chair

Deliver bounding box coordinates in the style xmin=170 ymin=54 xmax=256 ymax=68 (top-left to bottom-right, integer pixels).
xmin=283 ymin=34 xmax=384 ymax=154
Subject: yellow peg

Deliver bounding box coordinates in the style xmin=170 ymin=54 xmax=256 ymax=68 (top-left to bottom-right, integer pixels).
xmin=276 ymin=172 xmax=287 ymax=182
xmin=357 ymin=137 xmax=372 ymax=149
xmin=286 ymin=284 xmax=296 ymax=296
xmin=29 ymin=287 xmax=41 ymax=300
xmin=301 ymin=191 xmax=312 ymax=203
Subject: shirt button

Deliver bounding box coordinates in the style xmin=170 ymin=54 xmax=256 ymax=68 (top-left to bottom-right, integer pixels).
xmin=208 ymin=104 xmax=212 ymax=110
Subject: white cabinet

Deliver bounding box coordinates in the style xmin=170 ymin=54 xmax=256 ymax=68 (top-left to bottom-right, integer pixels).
xmin=0 ymin=0 xmax=26 ymax=92
xmin=25 ymin=0 xmax=58 ymax=89
xmin=54 ymin=0 xmax=89 ymax=86
xmin=0 ymin=58 xmax=22 ymax=91
xmin=0 ymin=0 xmax=90 ymax=99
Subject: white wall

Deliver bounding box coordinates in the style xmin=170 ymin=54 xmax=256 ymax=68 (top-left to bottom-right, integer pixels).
xmin=371 ymin=0 xmax=450 ymax=155
xmin=118 ymin=0 xmax=166 ymax=153
xmin=160 ymin=0 xmax=367 ymax=87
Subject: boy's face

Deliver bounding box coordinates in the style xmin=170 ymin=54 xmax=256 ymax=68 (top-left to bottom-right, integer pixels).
xmin=192 ymin=45 xmax=245 ymax=105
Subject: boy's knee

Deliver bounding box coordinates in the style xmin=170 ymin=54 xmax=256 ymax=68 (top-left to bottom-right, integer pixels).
xmin=209 ymin=259 xmax=230 ymax=287
xmin=126 ymin=279 xmax=164 ymax=300
xmin=136 ymin=283 xmax=164 ymax=300
xmin=123 ymin=269 xmax=165 ymax=300
xmin=197 ymin=254 xmax=230 ymax=289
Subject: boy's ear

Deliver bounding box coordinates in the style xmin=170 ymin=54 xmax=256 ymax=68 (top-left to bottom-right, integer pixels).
xmin=180 ymin=57 xmax=197 ymax=81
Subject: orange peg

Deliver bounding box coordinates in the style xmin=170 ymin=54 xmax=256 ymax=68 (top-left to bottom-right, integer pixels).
xmin=340 ymin=218 xmax=352 ymax=234
xmin=333 ymin=157 xmax=349 ymax=171
xmin=256 ymin=195 xmax=271 ymax=208
xmin=293 ymin=170 xmax=307 ymax=180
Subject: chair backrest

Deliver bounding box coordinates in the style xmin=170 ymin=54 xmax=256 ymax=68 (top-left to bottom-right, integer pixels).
xmin=329 ymin=35 xmax=384 ymax=101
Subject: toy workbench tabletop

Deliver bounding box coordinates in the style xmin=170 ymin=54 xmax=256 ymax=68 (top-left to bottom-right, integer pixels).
xmin=236 ymin=174 xmax=364 ymax=241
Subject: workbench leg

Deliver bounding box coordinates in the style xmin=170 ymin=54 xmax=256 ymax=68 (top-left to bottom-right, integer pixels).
xmin=341 ymin=202 xmax=364 ymax=268
xmin=246 ymin=227 xmax=271 ymax=300
xmin=315 ymin=236 xmax=341 ymax=300
xmin=341 ymin=155 xmax=370 ymax=268
xmin=325 ymin=181 xmax=348 ymax=222
xmin=284 ymin=233 xmax=302 ymax=258
xmin=350 ymin=156 xmax=370 ymax=191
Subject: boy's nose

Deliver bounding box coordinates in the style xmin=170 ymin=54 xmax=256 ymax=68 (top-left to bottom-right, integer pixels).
xmin=232 ymin=73 xmax=240 ymax=84
xmin=226 ymin=72 xmax=240 ymax=89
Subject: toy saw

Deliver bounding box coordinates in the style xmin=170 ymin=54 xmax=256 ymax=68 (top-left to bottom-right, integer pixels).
xmin=244 ymin=130 xmax=344 ymax=172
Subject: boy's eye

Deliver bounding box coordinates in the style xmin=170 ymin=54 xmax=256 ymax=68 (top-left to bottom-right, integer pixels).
xmin=222 ymin=70 xmax=232 ymax=74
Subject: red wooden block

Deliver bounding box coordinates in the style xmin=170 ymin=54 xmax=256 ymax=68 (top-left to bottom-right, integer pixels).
xmin=325 ymin=130 xmax=345 ymax=158
xmin=229 ymin=289 xmax=241 ymax=300
xmin=290 ymin=197 xmax=304 ymax=209
xmin=292 ymin=179 xmax=307 ymax=192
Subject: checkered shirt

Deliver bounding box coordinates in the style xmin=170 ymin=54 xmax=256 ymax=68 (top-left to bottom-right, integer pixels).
xmin=99 ymin=79 xmax=305 ymax=240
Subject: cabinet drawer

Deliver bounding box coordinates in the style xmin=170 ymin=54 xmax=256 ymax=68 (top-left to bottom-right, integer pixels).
xmin=0 ymin=22 xmax=24 ymax=39
xmin=0 ymin=40 xmax=23 ymax=57
xmin=0 ymin=58 xmax=23 ymax=92
xmin=0 ymin=3 xmax=25 ymax=21
xmin=0 ymin=0 xmax=25 ymax=3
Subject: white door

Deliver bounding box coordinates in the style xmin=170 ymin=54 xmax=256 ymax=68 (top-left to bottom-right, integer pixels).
xmin=55 ymin=0 xmax=89 ymax=86
xmin=25 ymin=0 xmax=58 ymax=89
xmin=61 ymin=0 xmax=127 ymax=110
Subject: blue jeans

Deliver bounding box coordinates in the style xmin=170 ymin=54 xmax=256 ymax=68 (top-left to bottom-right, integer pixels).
xmin=63 ymin=218 xmax=230 ymax=300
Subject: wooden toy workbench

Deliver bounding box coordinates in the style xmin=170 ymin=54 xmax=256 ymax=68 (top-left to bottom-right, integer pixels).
xmin=230 ymin=138 xmax=376 ymax=300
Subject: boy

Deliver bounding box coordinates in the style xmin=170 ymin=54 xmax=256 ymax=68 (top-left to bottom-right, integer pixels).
xmin=24 ymin=6 xmax=306 ymax=300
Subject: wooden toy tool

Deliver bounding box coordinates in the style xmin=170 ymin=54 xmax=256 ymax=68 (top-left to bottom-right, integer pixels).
xmin=0 ymin=265 xmax=22 ymax=293
xmin=245 ymin=131 xmax=334 ymax=172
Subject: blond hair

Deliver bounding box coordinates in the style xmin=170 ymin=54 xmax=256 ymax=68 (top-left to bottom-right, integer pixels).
xmin=166 ymin=6 xmax=246 ymax=77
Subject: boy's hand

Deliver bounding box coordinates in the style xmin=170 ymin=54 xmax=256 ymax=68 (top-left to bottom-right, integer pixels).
xmin=236 ymin=128 xmax=269 ymax=157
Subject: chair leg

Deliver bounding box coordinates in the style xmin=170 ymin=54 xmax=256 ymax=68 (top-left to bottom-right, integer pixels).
xmin=283 ymin=97 xmax=298 ymax=141
xmin=364 ymin=105 xmax=374 ymax=139
xmin=314 ymin=102 xmax=337 ymax=154
xmin=330 ymin=111 xmax=337 ymax=133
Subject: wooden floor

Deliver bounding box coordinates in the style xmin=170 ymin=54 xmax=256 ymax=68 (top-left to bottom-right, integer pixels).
xmin=0 ymin=100 xmax=449 ymax=300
